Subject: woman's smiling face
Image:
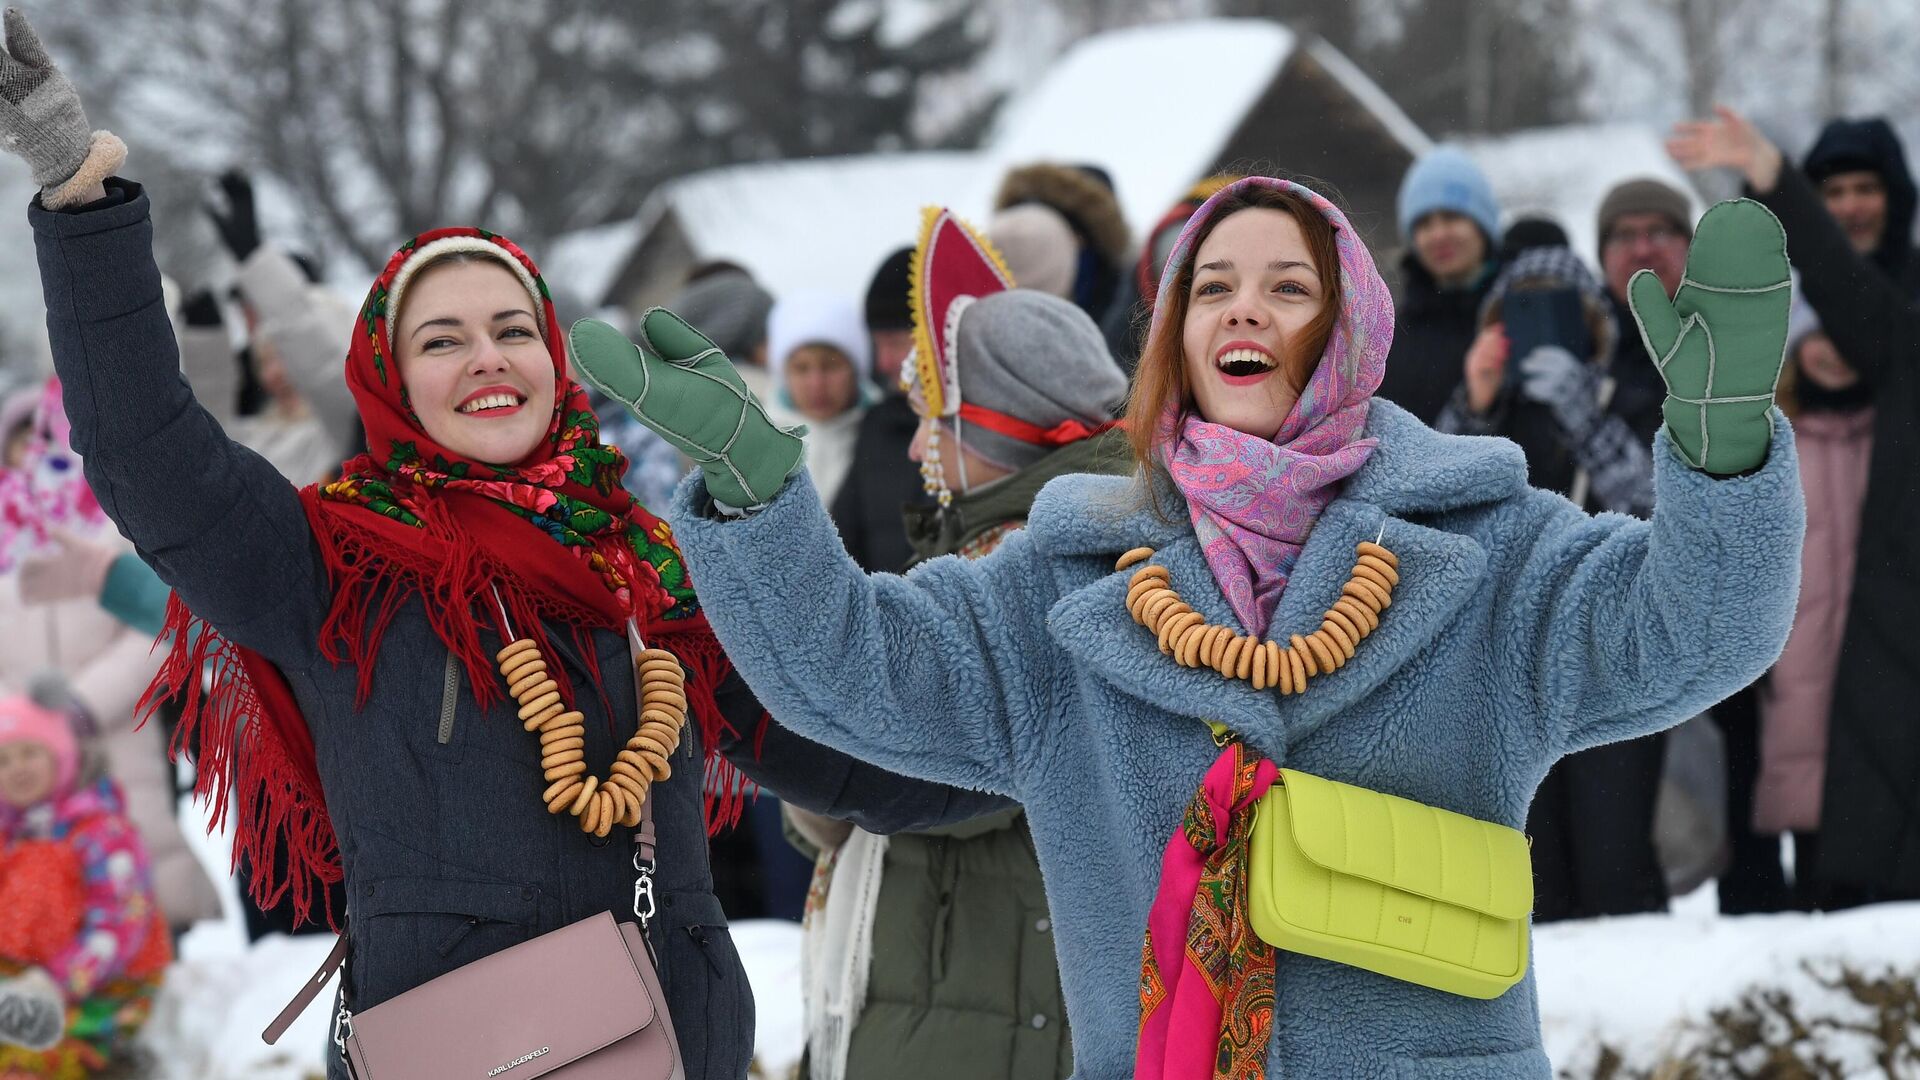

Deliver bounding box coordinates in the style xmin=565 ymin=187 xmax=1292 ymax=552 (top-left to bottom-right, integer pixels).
xmin=1180 ymin=207 xmax=1327 ymax=440
xmin=394 ymin=259 xmax=558 ymax=466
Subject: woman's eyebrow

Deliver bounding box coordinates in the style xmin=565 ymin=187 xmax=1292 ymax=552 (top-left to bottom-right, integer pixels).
xmin=409 ymin=316 xmax=463 ymax=341
xmin=1270 ymin=260 xmax=1312 ymax=272
xmin=494 ymin=308 xmax=536 ymax=322
xmin=1199 ymin=260 xmax=1233 ymax=272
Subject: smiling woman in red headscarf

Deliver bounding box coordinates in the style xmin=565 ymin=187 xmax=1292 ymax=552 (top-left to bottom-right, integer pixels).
xmin=7 ymin=15 xmax=1008 ymax=1079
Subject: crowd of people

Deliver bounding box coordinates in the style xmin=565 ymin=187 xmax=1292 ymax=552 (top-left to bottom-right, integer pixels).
xmin=0 ymin=6 xmax=1914 ymax=1078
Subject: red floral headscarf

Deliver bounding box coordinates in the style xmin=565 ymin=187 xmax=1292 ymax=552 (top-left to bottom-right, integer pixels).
xmin=150 ymin=228 xmax=748 ymax=929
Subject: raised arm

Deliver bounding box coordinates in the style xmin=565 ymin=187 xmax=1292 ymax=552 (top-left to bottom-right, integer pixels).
xmin=714 ymin=668 xmax=1018 ymax=834
xmin=571 ymin=312 xmax=1057 ymax=797
xmin=173 ymin=290 xmax=241 ymax=428
xmin=1504 ymin=417 xmax=1800 ymax=758
xmin=6 ymin=11 xmax=327 ymax=666
xmin=237 ymin=244 xmax=362 ymax=456
xmin=1668 ymin=104 xmax=1919 ymax=387
xmin=1751 ymin=166 xmax=1916 ymax=387
xmin=1501 ymin=199 xmax=1804 ymax=757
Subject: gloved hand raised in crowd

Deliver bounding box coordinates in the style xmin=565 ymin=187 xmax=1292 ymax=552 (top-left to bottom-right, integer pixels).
xmin=0 ymin=967 xmax=64 ymax=1052
xmin=1629 ymin=198 xmax=1790 ymax=475
xmin=1517 ymin=345 xmax=1601 ymax=437
xmin=570 ymin=311 xmax=806 ymax=509
xmin=179 ymin=287 xmax=224 ymax=328
xmin=16 ymin=528 xmax=116 ymax=606
xmin=205 ymin=169 xmax=260 ymax=261
xmin=0 ymin=6 xmax=123 ymax=209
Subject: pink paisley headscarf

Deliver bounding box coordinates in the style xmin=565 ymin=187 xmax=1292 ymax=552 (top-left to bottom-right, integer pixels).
xmin=1150 ymin=177 xmax=1393 ymax=637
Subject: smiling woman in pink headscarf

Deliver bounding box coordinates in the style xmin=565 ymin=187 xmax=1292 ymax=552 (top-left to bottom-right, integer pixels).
xmin=578 ymin=176 xmax=1806 ymax=1078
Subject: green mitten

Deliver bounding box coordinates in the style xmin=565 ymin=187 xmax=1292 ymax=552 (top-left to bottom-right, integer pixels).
xmin=570 ymin=310 xmax=805 ymax=508
xmin=1628 ymin=198 xmax=1790 ymax=475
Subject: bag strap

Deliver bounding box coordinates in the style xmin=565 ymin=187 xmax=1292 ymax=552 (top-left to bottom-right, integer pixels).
xmin=631 ymin=768 xmax=660 ymax=929
xmin=266 ymin=631 xmax=670 ymax=1046
xmin=263 ymin=782 xmax=661 ymax=1048
xmin=263 ymin=931 xmax=350 ymax=1045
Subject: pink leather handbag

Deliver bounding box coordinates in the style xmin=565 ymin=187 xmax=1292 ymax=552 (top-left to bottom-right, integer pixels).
xmin=264 ymin=790 xmax=684 ymax=1080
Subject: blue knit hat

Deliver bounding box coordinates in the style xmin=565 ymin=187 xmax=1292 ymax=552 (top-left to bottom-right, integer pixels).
xmin=1397 ymin=147 xmax=1501 ymax=245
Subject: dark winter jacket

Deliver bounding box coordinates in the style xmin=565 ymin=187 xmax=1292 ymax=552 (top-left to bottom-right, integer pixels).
xmin=1599 ymin=292 xmax=1670 ymax=449
xmin=1432 ymin=316 xmax=1670 ymax=920
xmin=829 ymin=393 xmax=928 ymax=574
xmin=1379 ymin=254 xmax=1496 ymax=424
xmin=30 ymin=183 xmax=1009 ymax=1080
xmin=1753 ymin=162 xmax=1920 ymax=898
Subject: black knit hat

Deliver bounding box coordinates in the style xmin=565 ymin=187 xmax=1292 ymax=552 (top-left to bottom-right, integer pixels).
xmin=1499 ymin=216 xmax=1570 ymax=262
xmin=864 ymin=246 xmax=915 ymax=332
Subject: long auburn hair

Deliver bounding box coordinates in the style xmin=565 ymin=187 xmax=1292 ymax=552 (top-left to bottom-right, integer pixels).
xmin=1123 ymin=185 xmax=1345 ymax=476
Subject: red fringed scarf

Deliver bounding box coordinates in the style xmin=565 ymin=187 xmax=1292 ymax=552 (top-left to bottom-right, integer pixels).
xmin=142 ymin=228 xmax=757 ymax=931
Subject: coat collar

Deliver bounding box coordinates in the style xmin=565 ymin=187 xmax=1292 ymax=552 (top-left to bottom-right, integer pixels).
xmin=1033 ymin=400 xmax=1524 ymax=757
xmin=904 ymin=428 xmax=1132 ymax=563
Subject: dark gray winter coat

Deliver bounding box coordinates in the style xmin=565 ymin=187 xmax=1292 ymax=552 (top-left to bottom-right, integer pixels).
xmin=30 ymin=182 xmax=1007 ymax=1080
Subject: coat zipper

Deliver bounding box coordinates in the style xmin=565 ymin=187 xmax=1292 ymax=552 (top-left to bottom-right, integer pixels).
xmin=437 ymin=652 xmax=460 ymax=745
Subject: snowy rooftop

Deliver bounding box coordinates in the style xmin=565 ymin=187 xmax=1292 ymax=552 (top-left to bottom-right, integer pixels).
xmin=973 ymin=19 xmax=1300 ymax=232
xmin=1460 ymin=121 xmax=1703 ymax=267
xmin=539 ymin=217 xmax=647 ymax=315
xmin=584 ymin=19 xmax=1427 ymax=306
xmin=654 ymin=151 xmax=983 ymax=301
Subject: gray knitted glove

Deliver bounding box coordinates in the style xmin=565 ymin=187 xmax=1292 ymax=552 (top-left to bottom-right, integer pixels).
xmin=0 ymin=968 xmax=65 ymax=1052
xmin=0 ymin=7 xmax=123 ymax=208
xmin=1518 ymin=345 xmax=1601 ymax=436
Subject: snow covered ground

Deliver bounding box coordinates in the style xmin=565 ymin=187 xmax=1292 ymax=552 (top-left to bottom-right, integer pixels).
xmin=1537 ymin=887 xmax=1920 ymax=1074
xmin=144 ymin=796 xmax=1920 ymax=1079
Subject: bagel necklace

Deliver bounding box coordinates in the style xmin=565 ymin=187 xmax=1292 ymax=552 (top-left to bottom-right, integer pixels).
xmin=1115 ymin=535 xmax=1399 ymax=694
xmin=489 ymin=585 xmax=688 ymax=838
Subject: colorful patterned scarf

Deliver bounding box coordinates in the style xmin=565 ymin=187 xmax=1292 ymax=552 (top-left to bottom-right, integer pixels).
xmin=0 ymin=378 xmax=104 ymax=573
xmin=1137 ymin=740 xmax=1280 ymax=1080
xmin=148 ymin=228 xmax=747 ymax=930
xmin=1148 ymin=178 xmax=1393 ymax=637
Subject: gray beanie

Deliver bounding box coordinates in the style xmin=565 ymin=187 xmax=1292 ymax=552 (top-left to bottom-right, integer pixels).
xmin=945 ymin=290 xmax=1128 ymax=471
xmin=670 ymin=269 xmax=775 ymax=362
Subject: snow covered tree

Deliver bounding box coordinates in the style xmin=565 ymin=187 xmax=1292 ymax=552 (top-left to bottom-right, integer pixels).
xmin=1362 ymin=0 xmax=1586 ymax=135
xmin=637 ymin=0 xmax=990 ymax=164
xmin=51 ymin=0 xmax=987 ymax=269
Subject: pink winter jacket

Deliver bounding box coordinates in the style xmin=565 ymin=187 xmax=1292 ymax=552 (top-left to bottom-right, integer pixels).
xmin=1754 ymin=407 xmax=1875 ymax=834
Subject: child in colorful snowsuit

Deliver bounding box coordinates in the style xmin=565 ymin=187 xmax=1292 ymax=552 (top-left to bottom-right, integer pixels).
xmin=0 ymin=694 xmax=170 ymax=1080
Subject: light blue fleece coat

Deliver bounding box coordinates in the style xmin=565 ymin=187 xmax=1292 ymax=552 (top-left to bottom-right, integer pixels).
xmin=669 ymin=399 xmax=1803 ymax=1079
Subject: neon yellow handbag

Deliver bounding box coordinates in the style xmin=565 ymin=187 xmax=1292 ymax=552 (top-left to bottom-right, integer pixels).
xmin=1245 ymin=768 xmax=1533 ymax=999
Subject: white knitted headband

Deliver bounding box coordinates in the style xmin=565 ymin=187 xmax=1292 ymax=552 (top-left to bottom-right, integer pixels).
xmin=385 ymin=236 xmax=548 ymax=349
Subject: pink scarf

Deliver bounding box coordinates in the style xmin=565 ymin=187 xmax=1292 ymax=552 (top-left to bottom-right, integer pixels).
xmin=1149 ymin=178 xmax=1393 ymax=638
xmin=1137 ymin=742 xmax=1279 ymax=1080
